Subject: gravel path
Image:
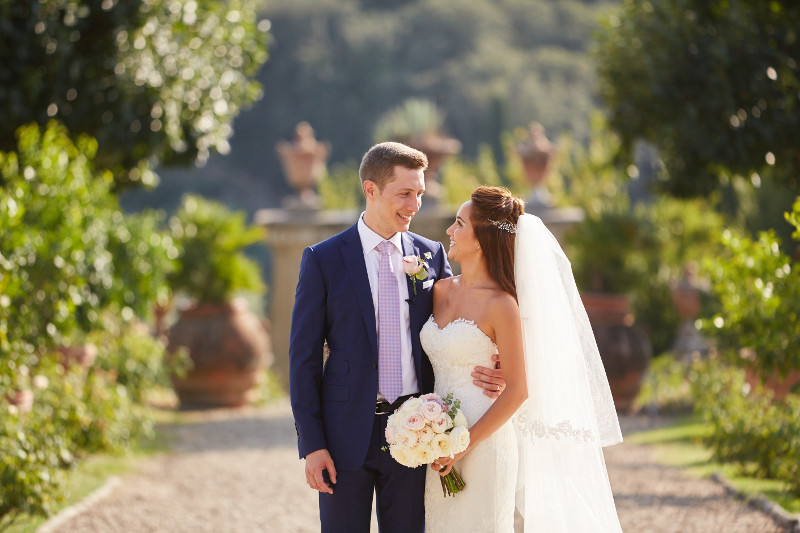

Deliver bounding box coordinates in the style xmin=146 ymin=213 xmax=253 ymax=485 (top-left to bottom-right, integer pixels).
xmin=43 ymin=401 xmax=788 ymax=533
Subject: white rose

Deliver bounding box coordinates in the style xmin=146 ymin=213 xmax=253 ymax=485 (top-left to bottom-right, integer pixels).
xmin=395 ymin=428 xmax=418 ymax=448
xmin=390 ymin=445 xmax=417 ymax=468
xmin=449 ymin=425 xmax=471 ymax=454
xmin=417 ymin=425 xmax=435 ymax=444
xmin=453 ymin=410 xmax=468 ymax=428
xmin=385 ymin=422 xmax=397 ymax=444
xmin=419 ymin=400 xmax=443 ymax=421
xmin=430 ymin=433 xmax=453 ymax=458
xmin=399 ymin=397 xmax=422 ymax=414
xmin=413 ymin=444 xmax=437 ymax=465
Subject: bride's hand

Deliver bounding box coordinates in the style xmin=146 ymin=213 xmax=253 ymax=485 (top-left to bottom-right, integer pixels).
xmin=431 ymin=451 xmax=467 ymax=476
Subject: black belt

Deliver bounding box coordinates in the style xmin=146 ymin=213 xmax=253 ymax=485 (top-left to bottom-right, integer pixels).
xmin=375 ymin=393 xmax=419 ymax=415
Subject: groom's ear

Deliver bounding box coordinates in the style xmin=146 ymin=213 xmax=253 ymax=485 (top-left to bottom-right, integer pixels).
xmin=363 ymin=179 xmax=378 ymax=200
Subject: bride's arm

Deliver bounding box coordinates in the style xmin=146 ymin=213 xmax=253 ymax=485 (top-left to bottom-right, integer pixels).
xmin=434 ymin=294 xmax=528 ymax=474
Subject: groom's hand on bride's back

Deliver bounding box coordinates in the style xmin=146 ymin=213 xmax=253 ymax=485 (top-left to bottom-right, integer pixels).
xmin=305 ymin=449 xmax=337 ymax=494
xmin=472 ymin=353 xmax=506 ymax=399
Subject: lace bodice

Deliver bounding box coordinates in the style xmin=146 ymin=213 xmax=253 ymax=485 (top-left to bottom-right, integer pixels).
xmin=420 ymin=315 xmax=498 ymax=425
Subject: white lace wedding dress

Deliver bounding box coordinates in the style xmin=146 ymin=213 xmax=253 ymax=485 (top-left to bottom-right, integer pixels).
xmin=420 ymin=315 xmax=518 ymax=533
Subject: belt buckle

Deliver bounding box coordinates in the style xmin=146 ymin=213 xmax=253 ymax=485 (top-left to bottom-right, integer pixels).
xmin=375 ymin=400 xmax=392 ymax=415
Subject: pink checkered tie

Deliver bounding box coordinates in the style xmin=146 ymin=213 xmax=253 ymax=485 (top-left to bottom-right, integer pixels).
xmin=377 ymin=241 xmax=402 ymax=404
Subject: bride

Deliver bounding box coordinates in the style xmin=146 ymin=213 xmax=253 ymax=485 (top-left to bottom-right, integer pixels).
xmin=421 ymin=186 xmax=623 ymax=532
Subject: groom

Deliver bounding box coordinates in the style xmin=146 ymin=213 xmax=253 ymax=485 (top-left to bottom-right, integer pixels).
xmin=289 ymin=142 xmax=504 ymax=533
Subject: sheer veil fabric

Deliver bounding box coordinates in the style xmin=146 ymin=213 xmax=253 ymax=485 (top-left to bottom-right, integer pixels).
xmin=513 ymin=214 xmax=623 ymax=532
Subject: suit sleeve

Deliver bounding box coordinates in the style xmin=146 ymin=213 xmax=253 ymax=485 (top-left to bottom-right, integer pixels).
xmin=289 ymin=246 xmax=328 ymax=459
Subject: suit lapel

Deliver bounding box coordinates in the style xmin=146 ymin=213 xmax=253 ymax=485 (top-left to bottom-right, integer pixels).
xmin=401 ymin=233 xmax=425 ymax=385
xmin=340 ymin=226 xmax=379 ymax=357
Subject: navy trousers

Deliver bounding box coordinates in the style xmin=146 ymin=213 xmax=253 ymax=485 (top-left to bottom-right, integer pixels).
xmin=319 ymin=413 xmax=426 ymax=533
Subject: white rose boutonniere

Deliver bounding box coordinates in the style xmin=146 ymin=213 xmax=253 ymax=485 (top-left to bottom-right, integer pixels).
xmin=402 ymin=255 xmax=430 ymax=295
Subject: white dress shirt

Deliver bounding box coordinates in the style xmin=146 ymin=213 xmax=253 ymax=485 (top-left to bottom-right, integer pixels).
xmin=357 ymin=213 xmax=419 ymax=399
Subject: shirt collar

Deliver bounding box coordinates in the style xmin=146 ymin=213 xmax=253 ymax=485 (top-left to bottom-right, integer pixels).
xmin=357 ymin=212 xmax=404 ymax=255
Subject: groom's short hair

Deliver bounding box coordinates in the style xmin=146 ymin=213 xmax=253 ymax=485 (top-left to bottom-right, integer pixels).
xmin=359 ymin=142 xmax=428 ymax=191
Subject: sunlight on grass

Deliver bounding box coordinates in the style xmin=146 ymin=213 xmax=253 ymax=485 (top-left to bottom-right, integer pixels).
xmin=628 ymin=415 xmax=800 ymax=515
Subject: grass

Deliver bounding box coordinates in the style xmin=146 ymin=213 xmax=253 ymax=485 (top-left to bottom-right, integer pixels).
xmin=628 ymin=415 xmax=800 ymax=515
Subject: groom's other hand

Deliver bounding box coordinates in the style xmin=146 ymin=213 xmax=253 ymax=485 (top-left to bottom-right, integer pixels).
xmin=472 ymin=353 xmax=506 ymax=399
xmin=305 ymin=449 xmax=337 ymax=494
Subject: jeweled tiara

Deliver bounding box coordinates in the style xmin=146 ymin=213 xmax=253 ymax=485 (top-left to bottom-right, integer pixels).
xmin=488 ymin=219 xmax=517 ymax=234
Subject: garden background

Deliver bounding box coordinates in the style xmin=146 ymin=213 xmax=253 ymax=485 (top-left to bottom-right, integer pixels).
xmin=1 ymin=0 xmax=799 ymax=531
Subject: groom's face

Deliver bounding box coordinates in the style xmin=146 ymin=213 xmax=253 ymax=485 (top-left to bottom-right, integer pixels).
xmin=363 ymin=165 xmax=425 ymax=239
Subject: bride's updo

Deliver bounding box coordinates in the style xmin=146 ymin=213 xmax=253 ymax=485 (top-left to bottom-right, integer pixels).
xmin=469 ymin=186 xmax=525 ymax=300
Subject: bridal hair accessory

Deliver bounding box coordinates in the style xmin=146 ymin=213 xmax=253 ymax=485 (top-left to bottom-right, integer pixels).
xmin=488 ymin=219 xmax=517 ymax=234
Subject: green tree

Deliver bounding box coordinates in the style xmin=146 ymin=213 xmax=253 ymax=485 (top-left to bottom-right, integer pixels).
xmin=0 ymin=0 xmax=268 ymax=187
xmin=595 ymin=0 xmax=800 ymax=197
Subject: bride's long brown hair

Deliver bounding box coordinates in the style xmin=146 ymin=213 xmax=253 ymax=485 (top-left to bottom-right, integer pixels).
xmin=469 ymin=186 xmax=525 ymax=300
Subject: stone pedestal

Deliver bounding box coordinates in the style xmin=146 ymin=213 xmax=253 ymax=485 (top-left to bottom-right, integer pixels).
xmin=255 ymin=208 xmax=360 ymax=388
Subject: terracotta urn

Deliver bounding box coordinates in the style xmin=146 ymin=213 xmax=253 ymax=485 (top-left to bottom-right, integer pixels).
xmin=581 ymin=292 xmax=652 ymax=413
xmin=168 ymin=298 xmax=272 ymax=409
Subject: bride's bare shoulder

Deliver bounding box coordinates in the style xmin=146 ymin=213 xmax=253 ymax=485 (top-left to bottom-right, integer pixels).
xmin=486 ymin=291 xmax=519 ymax=323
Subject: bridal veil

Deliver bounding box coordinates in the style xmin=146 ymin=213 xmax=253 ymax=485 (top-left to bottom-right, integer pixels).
xmin=513 ymin=213 xmax=623 ymax=532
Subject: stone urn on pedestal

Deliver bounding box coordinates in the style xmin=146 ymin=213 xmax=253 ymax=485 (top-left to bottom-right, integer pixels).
xmin=276 ymin=122 xmax=331 ymax=210
xmin=516 ymin=122 xmax=556 ymax=209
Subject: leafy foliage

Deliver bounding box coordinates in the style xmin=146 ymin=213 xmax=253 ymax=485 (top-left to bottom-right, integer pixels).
xmin=595 ymin=0 xmax=800 ymax=197
xmin=700 ymin=227 xmax=800 ymax=377
xmin=0 ymin=0 xmax=269 ymax=187
xmin=691 ymin=358 xmax=800 ymax=496
xmin=0 ymin=122 xmax=176 ymax=357
xmin=168 ymin=194 xmax=266 ymax=304
xmin=0 ymin=122 xmax=177 ymax=527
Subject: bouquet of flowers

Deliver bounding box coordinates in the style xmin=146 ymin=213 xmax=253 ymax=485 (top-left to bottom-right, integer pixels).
xmin=385 ymin=393 xmax=470 ymax=496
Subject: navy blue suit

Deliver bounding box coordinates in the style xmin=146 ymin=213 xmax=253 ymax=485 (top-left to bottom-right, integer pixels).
xmin=289 ymin=223 xmax=452 ymax=532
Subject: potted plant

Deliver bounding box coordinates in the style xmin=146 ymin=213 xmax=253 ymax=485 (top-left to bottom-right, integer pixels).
xmin=565 ymin=209 xmax=655 ymax=412
xmin=166 ymin=195 xmax=271 ymax=408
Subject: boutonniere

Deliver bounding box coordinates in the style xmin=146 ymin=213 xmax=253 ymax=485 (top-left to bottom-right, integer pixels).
xmin=402 ymin=255 xmax=429 ymax=295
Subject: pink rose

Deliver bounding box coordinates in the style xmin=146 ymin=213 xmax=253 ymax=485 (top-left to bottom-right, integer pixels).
xmin=404 ymin=413 xmax=426 ymax=432
xmin=402 ymin=255 xmax=423 ymax=276
xmin=419 ymin=393 xmax=448 ymax=412
xmin=419 ymin=400 xmax=443 ymax=421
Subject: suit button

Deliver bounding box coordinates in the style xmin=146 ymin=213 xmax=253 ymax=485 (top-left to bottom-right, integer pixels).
xmin=373 ymin=363 xmax=378 ymax=369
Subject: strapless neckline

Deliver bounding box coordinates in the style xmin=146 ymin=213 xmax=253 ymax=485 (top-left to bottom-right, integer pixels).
xmin=426 ymin=315 xmax=496 ymax=347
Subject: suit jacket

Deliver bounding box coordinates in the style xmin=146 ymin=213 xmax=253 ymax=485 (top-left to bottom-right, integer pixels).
xmin=289 ymin=223 xmax=452 ymax=471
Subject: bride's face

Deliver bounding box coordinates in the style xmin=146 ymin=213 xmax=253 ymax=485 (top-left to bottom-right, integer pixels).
xmin=446 ymin=202 xmax=480 ymax=262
